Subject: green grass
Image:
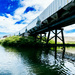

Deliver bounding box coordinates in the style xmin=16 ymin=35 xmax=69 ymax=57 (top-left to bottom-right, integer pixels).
xmin=66 ymin=41 xmax=75 ymax=44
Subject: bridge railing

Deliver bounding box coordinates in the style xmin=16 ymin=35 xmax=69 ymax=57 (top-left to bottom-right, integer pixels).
xmin=14 ymin=31 xmax=19 ymax=36
xmin=26 ymin=17 xmax=39 ymax=31
xmin=19 ymin=27 xmax=27 ymax=34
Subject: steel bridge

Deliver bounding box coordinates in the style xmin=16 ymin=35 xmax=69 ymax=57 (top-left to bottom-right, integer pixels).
xmin=10 ymin=0 xmax=75 ymax=59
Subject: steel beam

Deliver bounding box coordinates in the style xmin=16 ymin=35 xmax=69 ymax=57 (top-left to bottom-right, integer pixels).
xmin=46 ymin=31 xmax=50 ymax=45
xmin=55 ymin=29 xmax=57 ymax=59
xmin=61 ymin=29 xmax=65 ymax=59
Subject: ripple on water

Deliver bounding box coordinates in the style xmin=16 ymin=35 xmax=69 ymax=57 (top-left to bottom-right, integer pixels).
xmin=0 ymin=46 xmax=35 ymax=75
xmin=0 ymin=45 xmax=75 ymax=75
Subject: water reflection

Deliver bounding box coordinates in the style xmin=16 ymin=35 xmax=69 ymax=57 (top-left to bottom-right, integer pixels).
xmin=0 ymin=45 xmax=75 ymax=75
xmin=0 ymin=46 xmax=36 ymax=75
xmin=40 ymin=49 xmax=75 ymax=75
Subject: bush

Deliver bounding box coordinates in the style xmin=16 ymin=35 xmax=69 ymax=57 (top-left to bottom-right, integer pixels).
xmin=48 ymin=40 xmax=55 ymax=44
xmin=0 ymin=40 xmax=4 ymax=44
xmin=0 ymin=36 xmax=43 ymax=47
xmin=0 ymin=35 xmax=57 ymax=48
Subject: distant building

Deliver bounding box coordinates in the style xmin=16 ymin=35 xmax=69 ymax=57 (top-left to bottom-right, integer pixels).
xmin=3 ymin=35 xmax=7 ymax=38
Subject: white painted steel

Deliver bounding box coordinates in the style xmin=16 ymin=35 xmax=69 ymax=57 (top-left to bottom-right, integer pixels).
xmin=20 ymin=27 xmax=26 ymax=34
xmin=39 ymin=6 xmax=49 ymax=22
xmin=15 ymin=32 xmax=19 ymax=36
xmin=27 ymin=17 xmax=38 ymax=31
xmin=53 ymin=0 xmax=56 ymax=14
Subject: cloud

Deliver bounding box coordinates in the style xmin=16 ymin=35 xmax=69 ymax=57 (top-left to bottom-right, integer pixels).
xmin=14 ymin=0 xmax=53 ymax=21
xmin=64 ymin=24 xmax=75 ymax=31
xmin=63 ymin=24 xmax=75 ymax=37
xmin=20 ymin=0 xmax=53 ymax=9
xmin=64 ymin=32 xmax=75 ymax=37
xmin=0 ymin=15 xmax=26 ymax=34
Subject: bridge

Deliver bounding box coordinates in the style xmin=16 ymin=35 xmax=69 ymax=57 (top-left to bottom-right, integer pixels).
xmin=9 ymin=0 xmax=75 ymax=59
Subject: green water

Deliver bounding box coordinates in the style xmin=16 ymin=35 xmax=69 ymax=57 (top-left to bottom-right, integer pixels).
xmin=0 ymin=45 xmax=75 ymax=75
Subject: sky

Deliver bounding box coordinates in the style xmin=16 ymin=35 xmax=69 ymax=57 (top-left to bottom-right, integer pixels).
xmin=0 ymin=0 xmax=75 ymax=37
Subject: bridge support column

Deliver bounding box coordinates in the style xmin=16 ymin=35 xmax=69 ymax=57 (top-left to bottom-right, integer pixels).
xmin=47 ymin=28 xmax=65 ymax=59
xmin=61 ymin=29 xmax=65 ymax=59
xmin=46 ymin=31 xmax=50 ymax=45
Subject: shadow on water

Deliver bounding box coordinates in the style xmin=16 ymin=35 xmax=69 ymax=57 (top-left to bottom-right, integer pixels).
xmin=1 ymin=45 xmax=75 ymax=75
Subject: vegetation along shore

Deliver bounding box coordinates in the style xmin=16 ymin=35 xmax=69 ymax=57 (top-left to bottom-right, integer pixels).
xmin=0 ymin=36 xmax=55 ymax=48
xmin=0 ymin=36 xmax=75 ymax=49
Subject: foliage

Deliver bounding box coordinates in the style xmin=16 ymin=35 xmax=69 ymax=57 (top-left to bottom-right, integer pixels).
xmin=48 ymin=40 xmax=55 ymax=44
xmin=0 ymin=40 xmax=4 ymax=44
xmin=0 ymin=35 xmax=57 ymax=48
xmin=0 ymin=36 xmax=43 ymax=47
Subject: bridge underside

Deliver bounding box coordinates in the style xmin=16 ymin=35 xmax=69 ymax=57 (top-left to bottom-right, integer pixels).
xmin=29 ymin=13 xmax=75 ymax=35
xmin=28 ymin=12 xmax=75 ymax=59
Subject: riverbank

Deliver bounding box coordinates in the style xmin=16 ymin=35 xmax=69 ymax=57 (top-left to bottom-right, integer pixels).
xmin=0 ymin=36 xmax=75 ymax=55
xmin=0 ymin=36 xmax=55 ymax=48
xmin=0 ymin=36 xmax=42 ymax=48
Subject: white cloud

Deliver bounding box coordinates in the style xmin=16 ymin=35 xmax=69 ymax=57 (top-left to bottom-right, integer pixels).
xmin=14 ymin=0 xmax=54 ymax=23
xmin=64 ymin=24 xmax=75 ymax=31
xmin=20 ymin=0 xmax=53 ymax=9
xmin=13 ymin=15 xmax=22 ymax=20
xmin=0 ymin=15 xmax=26 ymax=34
xmin=63 ymin=24 xmax=75 ymax=37
xmin=7 ymin=14 xmax=13 ymax=18
xmin=64 ymin=32 xmax=75 ymax=37
xmin=14 ymin=7 xmax=26 ymax=15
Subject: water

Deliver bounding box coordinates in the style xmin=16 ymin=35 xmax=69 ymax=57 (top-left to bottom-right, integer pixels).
xmin=0 ymin=45 xmax=75 ymax=75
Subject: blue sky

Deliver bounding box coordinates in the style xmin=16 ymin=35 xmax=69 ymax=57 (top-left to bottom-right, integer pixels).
xmin=0 ymin=0 xmax=53 ymax=37
xmin=0 ymin=0 xmax=75 ymax=37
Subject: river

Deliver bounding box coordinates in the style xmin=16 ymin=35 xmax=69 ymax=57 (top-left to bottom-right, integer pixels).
xmin=0 ymin=45 xmax=75 ymax=75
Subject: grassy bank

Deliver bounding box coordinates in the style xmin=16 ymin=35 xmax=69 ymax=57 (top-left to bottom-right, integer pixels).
xmin=66 ymin=41 xmax=75 ymax=44
xmin=0 ymin=36 xmax=55 ymax=48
